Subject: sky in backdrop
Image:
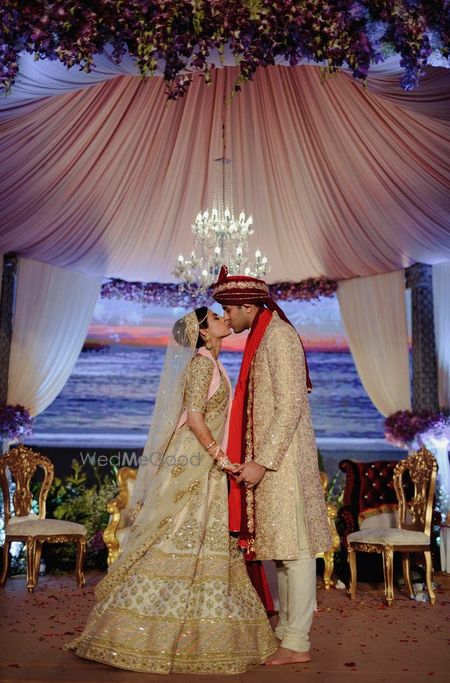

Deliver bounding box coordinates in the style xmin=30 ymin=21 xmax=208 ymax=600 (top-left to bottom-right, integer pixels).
xmin=87 ymin=290 xmax=411 ymax=352
xmin=87 ymin=294 xmax=350 ymax=352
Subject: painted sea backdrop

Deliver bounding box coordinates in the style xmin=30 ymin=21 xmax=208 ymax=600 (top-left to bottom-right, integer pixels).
xmin=30 ymin=293 xmax=410 ymax=454
xmin=31 ymin=344 xmax=387 ymax=446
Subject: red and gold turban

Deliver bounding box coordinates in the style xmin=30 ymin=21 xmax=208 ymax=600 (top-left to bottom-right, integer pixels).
xmin=212 ymin=266 xmax=269 ymax=305
xmin=212 ymin=265 xmax=312 ymax=393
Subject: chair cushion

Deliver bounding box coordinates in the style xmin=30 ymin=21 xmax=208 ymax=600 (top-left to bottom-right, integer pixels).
xmin=348 ymin=528 xmax=430 ymax=546
xmin=6 ymin=517 xmax=86 ymax=537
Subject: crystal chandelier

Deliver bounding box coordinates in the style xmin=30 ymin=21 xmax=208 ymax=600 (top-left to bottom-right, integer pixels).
xmin=173 ymin=89 xmax=270 ymax=294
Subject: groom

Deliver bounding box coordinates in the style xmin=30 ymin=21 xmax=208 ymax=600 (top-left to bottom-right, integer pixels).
xmin=212 ymin=266 xmax=331 ymax=665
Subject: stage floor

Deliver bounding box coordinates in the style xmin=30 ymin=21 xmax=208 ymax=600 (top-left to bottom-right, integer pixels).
xmin=0 ymin=571 xmax=449 ymax=683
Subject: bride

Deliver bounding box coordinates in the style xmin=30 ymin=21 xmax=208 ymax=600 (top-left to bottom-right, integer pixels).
xmin=65 ymin=307 xmax=277 ymax=674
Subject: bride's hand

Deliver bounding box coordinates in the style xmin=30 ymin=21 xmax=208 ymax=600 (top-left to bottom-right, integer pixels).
xmin=215 ymin=451 xmax=239 ymax=475
xmin=225 ymin=462 xmax=240 ymax=476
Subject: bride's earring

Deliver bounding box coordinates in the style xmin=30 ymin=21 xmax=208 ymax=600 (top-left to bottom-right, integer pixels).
xmin=205 ymin=333 xmax=213 ymax=350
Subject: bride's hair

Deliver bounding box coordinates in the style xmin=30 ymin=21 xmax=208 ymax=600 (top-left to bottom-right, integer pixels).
xmin=195 ymin=306 xmax=209 ymax=348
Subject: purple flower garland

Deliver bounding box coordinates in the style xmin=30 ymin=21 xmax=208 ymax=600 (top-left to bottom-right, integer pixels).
xmin=0 ymin=404 xmax=33 ymax=441
xmin=100 ymin=276 xmax=338 ymax=307
xmin=384 ymin=408 xmax=450 ymax=449
xmin=1 ymin=1 xmax=448 ymax=97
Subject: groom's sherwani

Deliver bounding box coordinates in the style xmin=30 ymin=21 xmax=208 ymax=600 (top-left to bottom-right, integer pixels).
xmin=248 ymin=312 xmax=331 ymax=559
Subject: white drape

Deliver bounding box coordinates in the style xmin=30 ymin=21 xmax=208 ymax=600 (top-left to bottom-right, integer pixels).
xmin=433 ymin=261 xmax=450 ymax=407
xmin=7 ymin=258 xmax=101 ymax=416
xmin=337 ymin=270 xmax=411 ymax=417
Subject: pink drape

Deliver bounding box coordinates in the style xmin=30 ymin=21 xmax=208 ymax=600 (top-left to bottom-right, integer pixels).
xmin=0 ymin=65 xmax=449 ymax=282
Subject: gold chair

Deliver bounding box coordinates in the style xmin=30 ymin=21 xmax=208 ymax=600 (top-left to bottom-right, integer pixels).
xmin=347 ymin=447 xmax=437 ymax=606
xmin=103 ymin=467 xmax=137 ymax=565
xmin=316 ymin=471 xmax=340 ymax=589
xmin=0 ymin=444 xmax=86 ymax=593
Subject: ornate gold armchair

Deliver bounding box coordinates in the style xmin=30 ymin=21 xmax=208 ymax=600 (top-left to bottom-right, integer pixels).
xmin=103 ymin=467 xmax=137 ymax=565
xmin=347 ymin=447 xmax=437 ymax=606
xmin=0 ymin=445 xmax=86 ymax=593
xmin=317 ymin=471 xmax=340 ymax=589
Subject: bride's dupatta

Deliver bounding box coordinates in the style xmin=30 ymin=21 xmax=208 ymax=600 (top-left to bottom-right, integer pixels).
xmin=95 ymin=346 xmax=231 ymax=603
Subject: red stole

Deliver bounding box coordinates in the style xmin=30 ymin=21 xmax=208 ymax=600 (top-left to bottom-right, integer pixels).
xmin=227 ymin=308 xmax=272 ymax=536
xmin=227 ymin=308 xmax=274 ymax=614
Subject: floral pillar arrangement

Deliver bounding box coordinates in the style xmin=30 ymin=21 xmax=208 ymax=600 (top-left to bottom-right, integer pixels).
xmin=0 ymin=404 xmax=33 ymax=454
xmin=384 ymin=409 xmax=450 ymax=520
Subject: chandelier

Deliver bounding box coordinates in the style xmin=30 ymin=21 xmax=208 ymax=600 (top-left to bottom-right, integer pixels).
xmin=173 ymin=86 xmax=270 ymax=294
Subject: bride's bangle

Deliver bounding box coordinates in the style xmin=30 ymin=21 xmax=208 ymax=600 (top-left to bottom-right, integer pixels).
xmin=217 ymin=455 xmax=233 ymax=471
xmin=205 ymin=440 xmax=216 ymax=452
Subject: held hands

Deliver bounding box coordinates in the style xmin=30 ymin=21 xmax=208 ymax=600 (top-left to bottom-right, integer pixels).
xmin=235 ymin=461 xmax=267 ymax=488
xmin=205 ymin=441 xmax=240 ymax=474
xmin=215 ymin=449 xmax=241 ymax=475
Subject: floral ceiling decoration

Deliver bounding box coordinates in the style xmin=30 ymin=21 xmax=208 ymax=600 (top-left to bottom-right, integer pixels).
xmin=1 ymin=1 xmax=448 ymax=97
xmin=100 ymin=276 xmax=338 ymax=308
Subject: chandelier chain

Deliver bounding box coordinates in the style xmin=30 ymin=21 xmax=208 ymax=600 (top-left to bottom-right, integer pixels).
xmin=173 ymin=72 xmax=270 ymax=294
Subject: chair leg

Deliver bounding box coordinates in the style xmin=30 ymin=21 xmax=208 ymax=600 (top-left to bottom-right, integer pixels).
xmin=348 ymin=546 xmax=357 ymax=600
xmin=26 ymin=538 xmax=37 ymax=593
xmin=323 ymin=550 xmax=334 ymax=589
xmin=0 ymin=541 xmax=10 ymax=585
xmin=382 ymin=545 xmax=394 ymax=606
xmin=76 ymin=536 xmax=86 ymax=588
xmin=33 ymin=541 xmax=43 ymax=586
xmin=424 ymin=550 xmax=436 ymax=605
xmin=402 ymin=553 xmax=413 ymax=598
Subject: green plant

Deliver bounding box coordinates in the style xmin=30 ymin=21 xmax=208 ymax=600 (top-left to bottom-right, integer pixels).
xmin=325 ymin=471 xmax=345 ymax=508
xmin=317 ymin=449 xmax=325 ymax=472
xmin=34 ymin=459 xmax=118 ymax=573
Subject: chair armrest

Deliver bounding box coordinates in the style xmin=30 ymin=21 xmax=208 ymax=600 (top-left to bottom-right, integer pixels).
xmin=326 ymin=501 xmax=341 ymax=552
xmin=102 ymin=467 xmax=137 ymax=566
xmin=103 ymin=500 xmax=122 ymax=566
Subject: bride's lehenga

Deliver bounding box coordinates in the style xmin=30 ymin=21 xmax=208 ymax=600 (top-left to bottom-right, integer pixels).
xmin=65 ymin=353 xmax=277 ymax=674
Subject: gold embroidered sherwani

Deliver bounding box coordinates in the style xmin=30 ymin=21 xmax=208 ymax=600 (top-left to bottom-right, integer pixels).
xmin=66 ymin=354 xmax=276 ymax=674
xmin=248 ymin=313 xmax=332 ymax=559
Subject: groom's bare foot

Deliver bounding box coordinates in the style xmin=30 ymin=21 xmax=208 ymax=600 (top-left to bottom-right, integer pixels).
xmin=265 ymin=646 xmax=311 ymax=666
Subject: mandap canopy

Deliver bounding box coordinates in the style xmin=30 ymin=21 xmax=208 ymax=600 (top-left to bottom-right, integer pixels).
xmin=0 ymin=52 xmax=449 ymax=282
xmin=0 ymin=3 xmax=449 ymax=422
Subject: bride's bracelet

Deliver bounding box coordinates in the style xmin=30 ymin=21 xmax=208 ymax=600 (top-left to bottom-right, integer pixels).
xmin=216 ymin=454 xmax=233 ymax=471
xmin=205 ymin=440 xmax=217 ymax=452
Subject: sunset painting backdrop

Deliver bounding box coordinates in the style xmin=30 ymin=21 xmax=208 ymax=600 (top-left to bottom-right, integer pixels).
xmin=31 ymin=293 xmax=411 ymax=444
xmin=86 ymin=296 xmax=350 ymax=352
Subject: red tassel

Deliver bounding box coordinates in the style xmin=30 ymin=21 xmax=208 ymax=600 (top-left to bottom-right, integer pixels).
xmin=245 ymin=560 xmax=276 ymax=616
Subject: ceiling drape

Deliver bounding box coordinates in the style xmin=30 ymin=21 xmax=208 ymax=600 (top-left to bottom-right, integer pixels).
xmin=0 ymin=62 xmax=449 ymax=283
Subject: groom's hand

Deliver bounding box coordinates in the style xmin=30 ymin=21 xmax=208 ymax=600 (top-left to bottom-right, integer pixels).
xmin=235 ymin=462 xmax=266 ymax=487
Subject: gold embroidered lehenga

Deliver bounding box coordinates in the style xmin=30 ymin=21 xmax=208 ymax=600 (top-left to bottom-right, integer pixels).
xmin=65 ymin=348 xmax=276 ymax=675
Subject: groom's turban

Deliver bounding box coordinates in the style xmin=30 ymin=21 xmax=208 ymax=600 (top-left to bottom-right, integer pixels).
xmin=211 ymin=266 xmax=270 ymax=305
xmin=212 ymin=266 xmax=313 ymax=392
